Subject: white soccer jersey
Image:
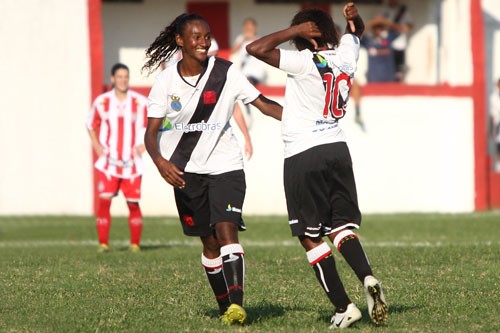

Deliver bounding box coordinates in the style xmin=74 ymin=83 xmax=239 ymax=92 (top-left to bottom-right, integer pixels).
xmin=148 ymin=56 xmax=260 ymax=175
xmin=87 ymin=89 xmax=147 ymax=178
xmin=279 ymin=34 xmax=360 ymax=158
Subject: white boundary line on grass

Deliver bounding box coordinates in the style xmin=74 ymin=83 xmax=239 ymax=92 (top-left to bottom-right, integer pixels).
xmin=0 ymin=239 xmax=497 ymax=248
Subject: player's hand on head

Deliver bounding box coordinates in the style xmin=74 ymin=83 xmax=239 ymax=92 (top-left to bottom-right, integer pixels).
xmin=296 ymin=22 xmax=321 ymax=50
xmin=157 ymin=159 xmax=186 ymax=189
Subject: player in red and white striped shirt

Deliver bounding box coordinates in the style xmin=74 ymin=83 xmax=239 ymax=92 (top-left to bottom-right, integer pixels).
xmin=87 ymin=63 xmax=147 ymax=253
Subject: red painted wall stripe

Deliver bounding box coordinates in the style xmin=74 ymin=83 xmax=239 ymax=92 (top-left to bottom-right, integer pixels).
xmin=470 ymin=0 xmax=488 ymax=210
xmin=88 ymin=0 xmax=104 ymax=214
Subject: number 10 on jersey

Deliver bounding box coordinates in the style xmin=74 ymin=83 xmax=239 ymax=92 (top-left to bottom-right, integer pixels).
xmin=322 ymin=72 xmax=352 ymax=120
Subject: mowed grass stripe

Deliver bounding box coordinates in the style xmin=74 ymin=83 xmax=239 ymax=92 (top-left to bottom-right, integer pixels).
xmin=0 ymin=239 xmax=498 ymax=248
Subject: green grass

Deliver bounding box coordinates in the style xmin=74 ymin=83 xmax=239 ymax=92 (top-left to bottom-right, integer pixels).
xmin=0 ymin=213 xmax=499 ymax=332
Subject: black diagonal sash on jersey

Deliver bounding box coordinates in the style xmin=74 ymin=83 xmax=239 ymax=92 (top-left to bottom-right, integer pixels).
xmin=312 ymin=53 xmax=334 ymax=84
xmin=170 ymin=58 xmax=231 ymax=171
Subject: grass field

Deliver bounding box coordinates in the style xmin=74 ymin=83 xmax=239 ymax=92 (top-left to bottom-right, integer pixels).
xmin=0 ymin=213 xmax=499 ymax=332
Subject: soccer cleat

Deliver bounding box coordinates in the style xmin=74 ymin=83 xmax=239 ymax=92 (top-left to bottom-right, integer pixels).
xmin=364 ymin=275 xmax=388 ymax=325
xmin=329 ymin=303 xmax=362 ymax=329
xmin=221 ymin=304 xmax=247 ymax=325
xmin=129 ymin=244 xmax=141 ymax=253
xmin=98 ymin=244 xmax=109 ymax=253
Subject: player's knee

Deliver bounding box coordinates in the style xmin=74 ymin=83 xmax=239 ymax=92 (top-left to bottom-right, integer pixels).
xmin=126 ymin=201 xmax=141 ymax=212
xmin=299 ymin=235 xmax=323 ymax=251
xmin=332 ymin=229 xmax=359 ymax=251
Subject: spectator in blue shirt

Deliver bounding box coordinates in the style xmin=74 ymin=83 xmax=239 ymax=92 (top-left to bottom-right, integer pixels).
xmin=361 ymin=17 xmax=399 ymax=82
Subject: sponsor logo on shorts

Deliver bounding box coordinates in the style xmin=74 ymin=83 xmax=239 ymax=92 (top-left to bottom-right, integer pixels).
xmin=182 ymin=215 xmax=195 ymax=227
xmin=288 ymin=219 xmax=299 ymax=225
xmin=226 ymin=204 xmax=242 ymax=213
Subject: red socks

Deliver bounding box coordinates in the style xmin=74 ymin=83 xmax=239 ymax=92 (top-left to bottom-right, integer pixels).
xmin=127 ymin=201 xmax=143 ymax=246
xmin=96 ymin=199 xmax=143 ymax=246
xmin=96 ymin=198 xmax=112 ymax=245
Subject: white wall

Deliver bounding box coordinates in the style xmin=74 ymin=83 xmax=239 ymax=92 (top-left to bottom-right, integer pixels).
xmin=0 ymin=0 xmax=479 ymax=215
xmin=346 ymin=96 xmax=475 ymax=213
xmin=0 ymin=0 xmax=93 ymax=214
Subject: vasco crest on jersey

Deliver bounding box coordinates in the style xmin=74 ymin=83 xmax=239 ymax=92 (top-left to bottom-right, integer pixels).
xmin=168 ymin=94 xmax=182 ymax=112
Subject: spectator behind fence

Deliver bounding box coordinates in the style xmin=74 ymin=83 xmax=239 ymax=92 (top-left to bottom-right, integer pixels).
xmin=378 ymin=0 xmax=413 ymax=82
xmin=361 ymin=17 xmax=400 ymax=83
xmin=490 ymin=78 xmax=500 ymax=172
xmin=231 ymin=18 xmax=267 ymax=127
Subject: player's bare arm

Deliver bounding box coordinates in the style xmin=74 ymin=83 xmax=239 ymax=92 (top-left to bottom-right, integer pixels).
xmin=88 ymin=129 xmax=106 ymax=156
xmin=343 ymin=2 xmax=365 ymax=38
xmin=232 ymin=106 xmax=253 ymax=159
xmin=250 ymin=95 xmax=283 ymax=120
xmin=144 ymin=117 xmax=186 ymax=189
xmin=134 ymin=144 xmax=146 ymax=156
xmin=246 ymin=23 xmax=321 ymax=68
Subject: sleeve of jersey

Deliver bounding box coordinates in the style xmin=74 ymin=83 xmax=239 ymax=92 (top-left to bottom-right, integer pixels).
xmin=279 ymin=49 xmax=309 ymax=75
xmin=229 ymin=66 xmax=261 ymax=105
xmin=86 ymin=102 xmax=101 ymax=130
xmin=147 ymin=75 xmax=168 ymax=118
xmin=333 ymin=34 xmax=360 ymax=76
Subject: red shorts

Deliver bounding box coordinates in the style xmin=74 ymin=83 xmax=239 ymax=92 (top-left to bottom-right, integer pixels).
xmin=97 ymin=171 xmax=142 ymax=202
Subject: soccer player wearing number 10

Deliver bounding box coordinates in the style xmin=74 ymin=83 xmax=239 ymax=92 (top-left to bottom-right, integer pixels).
xmin=247 ymin=3 xmax=388 ymax=329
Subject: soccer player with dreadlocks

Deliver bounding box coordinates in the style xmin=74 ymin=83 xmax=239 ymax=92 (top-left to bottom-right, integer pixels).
xmin=142 ymin=13 xmax=282 ymax=326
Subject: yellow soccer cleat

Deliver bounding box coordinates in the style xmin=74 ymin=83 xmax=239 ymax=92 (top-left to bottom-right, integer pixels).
xmin=98 ymin=244 xmax=109 ymax=253
xmin=364 ymin=275 xmax=388 ymax=325
xmin=129 ymin=244 xmax=141 ymax=253
xmin=221 ymin=304 xmax=247 ymax=326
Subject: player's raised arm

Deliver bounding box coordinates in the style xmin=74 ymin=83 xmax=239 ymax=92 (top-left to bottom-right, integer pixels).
xmin=343 ymin=2 xmax=365 ymax=38
xmin=250 ymin=94 xmax=283 ymax=121
xmin=246 ymin=22 xmax=321 ymax=69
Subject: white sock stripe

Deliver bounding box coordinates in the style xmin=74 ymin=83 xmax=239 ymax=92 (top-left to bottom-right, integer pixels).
xmin=201 ymin=254 xmax=222 ymax=268
xmin=220 ymin=243 xmax=244 ymax=257
xmin=333 ymin=230 xmax=356 ymax=249
xmin=315 ymin=262 xmax=330 ymax=292
xmin=306 ymin=242 xmax=331 ymax=264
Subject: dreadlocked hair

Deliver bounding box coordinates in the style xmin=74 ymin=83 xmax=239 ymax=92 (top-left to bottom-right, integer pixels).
xmin=142 ymin=13 xmax=207 ymax=75
xmin=290 ymin=9 xmax=339 ymax=51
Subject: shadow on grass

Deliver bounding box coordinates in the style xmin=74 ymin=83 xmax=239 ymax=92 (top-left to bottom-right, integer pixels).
xmin=318 ymin=303 xmax=421 ymax=325
xmin=203 ymin=301 xmax=295 ymax=323
xmin=113 ymin=243 xmax=190 ymax=252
